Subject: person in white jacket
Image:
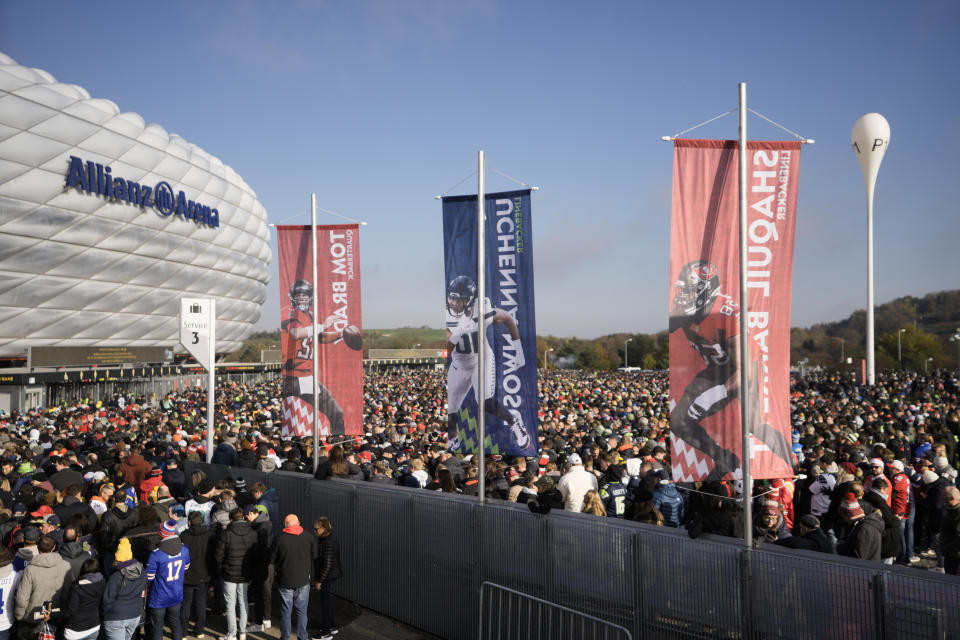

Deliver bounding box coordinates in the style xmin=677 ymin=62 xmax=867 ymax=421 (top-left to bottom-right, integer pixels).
xmin=557 ymin=454 xmax=598 ymax=512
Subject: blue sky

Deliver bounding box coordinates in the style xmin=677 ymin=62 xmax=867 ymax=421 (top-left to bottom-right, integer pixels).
xmin=2 ymin=1 xmax=958 ymax=338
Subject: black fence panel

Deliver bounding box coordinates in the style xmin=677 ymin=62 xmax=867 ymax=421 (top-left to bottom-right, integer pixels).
xmin=480 ymin=502 xmax=550 ymax=602
xmin=261 ymin=469 xmax=314 ymax=526
xmin=409 ymin=491 xmax=478 ymax=640
xmin=882 ymin=567 xmax=959 ymax=640
xmin=749 ymin=546 xmax=878 ymax=640
xmin=548 ymin=513 xmax=637 ymax=634
xmin=635 ymin=528 xmax=742 ymax=639
xmin=355 ymin=483 xmax=413 ymax=623
xmin=311 ymin=480 xmax=358 ymax=602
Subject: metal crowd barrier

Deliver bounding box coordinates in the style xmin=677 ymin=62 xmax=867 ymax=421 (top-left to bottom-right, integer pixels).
xmin=184 ymin=462 xmax=960 ymax=640
xmin=479 ymin=582 xmax=632 ymax=640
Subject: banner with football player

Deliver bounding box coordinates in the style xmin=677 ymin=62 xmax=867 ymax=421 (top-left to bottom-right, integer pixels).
xmin=442 ymin=189 xmax=537 ymax=456
xmin=277 ymin=225 xmax=363 ymax=438
xmin=668 ymin=139 xmax=800 ymax=482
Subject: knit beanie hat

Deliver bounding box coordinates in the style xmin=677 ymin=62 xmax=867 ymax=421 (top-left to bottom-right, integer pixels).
xmin=115 ymin=538 xmax=133 ymax=563
xmin=839 ymin=493 xmax=865 ymax=520
xmin=760 ymin=500 xmax=780 ymax=518
xmin=922 ymin=469 xmax=939 ymax=485
xmin=159 ymin=519 xmax=178 ymax=539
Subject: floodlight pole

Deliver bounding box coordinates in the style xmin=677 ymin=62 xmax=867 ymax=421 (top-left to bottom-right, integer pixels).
xmin=738 ymin=82 xmax=753 ymax=550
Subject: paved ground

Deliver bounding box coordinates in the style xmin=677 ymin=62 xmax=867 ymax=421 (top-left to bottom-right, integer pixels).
xmin=195 ymin=593 xmax=442 ymax=640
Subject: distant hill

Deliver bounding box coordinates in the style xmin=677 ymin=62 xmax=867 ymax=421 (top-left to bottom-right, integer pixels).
xmin=790 ymin=290 xmax=960 ymax=369
xmin=231 ymin=326 xmax=447 ymax=362
xmin=232 ymin=291 xmax=960 ymax=370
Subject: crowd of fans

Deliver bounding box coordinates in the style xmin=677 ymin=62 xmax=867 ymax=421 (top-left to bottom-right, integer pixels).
xmin=0 ymin=366 xmax=954 ymax=640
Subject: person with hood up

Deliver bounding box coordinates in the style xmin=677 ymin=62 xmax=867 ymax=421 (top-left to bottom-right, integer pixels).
xmin=14 ymin=535 xmax=71 ymax=640
xmin=211 ymin=489 xmax=238 ymax=532
xmin=0 ymin=546 xmax=21 ymax=640
xmin=63 ymin=557 xmax=105 ymax=640
xmin=651 ymin=468 xmax=685 ymax=528
xmin=145 ymin=520 xmax=190 ymax=640
xmin=252 ymin=483 xmax=280 ymax=539
xmin=179 ymin=512 xmax=212 ymax=640
xmin=836 ymin=493 xmax=884 ymax=561
xmin=256 ymin=445 xmax=281 ymax=474
xmin=214 ymin=508 xmax=257 ymax=640
xmin=102 ymin=538 xmax=148 ymax=640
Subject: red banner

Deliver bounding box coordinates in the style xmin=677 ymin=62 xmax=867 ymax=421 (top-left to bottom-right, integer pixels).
xmin=668 ymin=139 xmax=800 ymax=483
xmin=277 ymin=225 xmax=363 ymax=438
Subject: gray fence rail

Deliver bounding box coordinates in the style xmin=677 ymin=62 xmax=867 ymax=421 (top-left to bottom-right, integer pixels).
xmin=185 ymin=462 xmax=960 ymax=640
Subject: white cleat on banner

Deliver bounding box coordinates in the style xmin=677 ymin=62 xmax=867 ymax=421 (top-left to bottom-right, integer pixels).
xmin=509 ymin=416 xmax=530 ymax=450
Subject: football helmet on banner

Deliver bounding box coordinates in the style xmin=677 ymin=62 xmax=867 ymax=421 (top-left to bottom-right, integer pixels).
xmin=289 ymin=279 xmax=313 ymax=312
xmin=446 ymin=275 xmax=477 ymax=316
xmin=673 ymin=260 xmax=720 ymax=321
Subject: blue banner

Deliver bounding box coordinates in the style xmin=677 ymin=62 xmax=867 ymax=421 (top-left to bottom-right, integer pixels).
xmin=442 ymin=189 xmax=537 ymax=456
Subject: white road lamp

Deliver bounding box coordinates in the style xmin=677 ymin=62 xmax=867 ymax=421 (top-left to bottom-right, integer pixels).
xmin=624 ymin=338 xmax=633 ymax=368
xmin=852 ymin=113 xmax=891 ymax=386
xmin=897 ymin=328 xmax=906 ymax=367
xmin=544 ymin=348 xmax=554 ymax=370
xmin=950 ymin=330 xmax=960 ymax=371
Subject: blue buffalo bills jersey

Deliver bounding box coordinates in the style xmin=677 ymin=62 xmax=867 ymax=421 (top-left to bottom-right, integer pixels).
xmin=146 ymin=542 xmax=190 ymax=608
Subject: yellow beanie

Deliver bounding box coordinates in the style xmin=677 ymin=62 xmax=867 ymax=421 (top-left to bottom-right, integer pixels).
xmin=115 ymin=538 xmax=133 ymax=563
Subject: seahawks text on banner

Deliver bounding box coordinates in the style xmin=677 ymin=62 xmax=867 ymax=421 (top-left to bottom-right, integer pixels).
xmin=441 ymin=189 xmax=538 ymax=456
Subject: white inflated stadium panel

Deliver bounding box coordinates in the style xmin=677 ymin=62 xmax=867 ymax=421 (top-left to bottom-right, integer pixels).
xmin=0 ymin=53 xmax=271 ymax=358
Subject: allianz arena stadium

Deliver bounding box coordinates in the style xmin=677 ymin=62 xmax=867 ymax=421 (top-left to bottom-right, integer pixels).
xmin=0 ymin=53 xmax=270 ymax=360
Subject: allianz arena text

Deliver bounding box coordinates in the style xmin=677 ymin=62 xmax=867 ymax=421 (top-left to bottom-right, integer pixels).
xmin=0 ymin=53 xmax=271 ymax=358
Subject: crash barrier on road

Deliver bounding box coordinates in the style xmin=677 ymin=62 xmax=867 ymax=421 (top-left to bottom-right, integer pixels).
xmin=185 ymin=462 xmax=960 ymax=640
xmin=479 ymin=581 xmax=632 ymax=640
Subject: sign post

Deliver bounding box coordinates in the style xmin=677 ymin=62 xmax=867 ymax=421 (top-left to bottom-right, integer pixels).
xmin=180 ymin=298 xmax=216 ymax=462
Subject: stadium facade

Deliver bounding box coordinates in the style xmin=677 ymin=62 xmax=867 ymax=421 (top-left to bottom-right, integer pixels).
xmin=0 ymin=53 xmax=271 ymax=362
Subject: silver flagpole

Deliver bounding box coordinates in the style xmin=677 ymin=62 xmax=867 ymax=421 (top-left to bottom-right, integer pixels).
xmin=206 ymin=300 xmax=215 ymax=463
xmin=738 ymin=83 xmax=753 ymax=548
xmin=477 ymin=150 xmax=486 ymax=506
xmin=311 ymin=193 xmax=321 ymax=474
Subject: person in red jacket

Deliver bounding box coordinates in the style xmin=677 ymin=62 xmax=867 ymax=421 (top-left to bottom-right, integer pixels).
xmin=139 ymin=466 xmax=166 ymax=503
xmin=119 ymin=447 xmax=151 ymax=488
